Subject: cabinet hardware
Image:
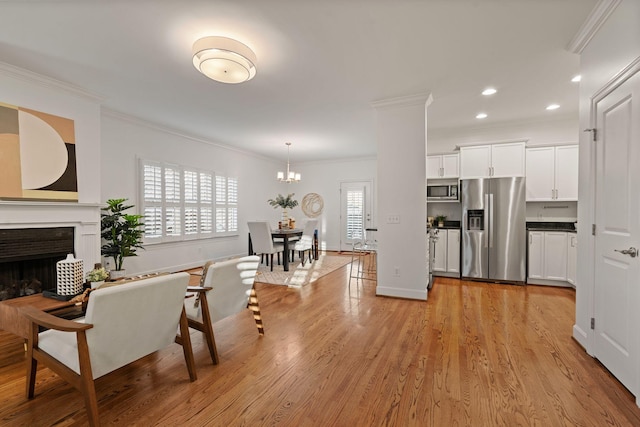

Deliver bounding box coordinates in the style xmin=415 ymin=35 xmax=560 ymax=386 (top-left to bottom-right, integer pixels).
xmin=591 ymin=318 xmax=595 ymax=329
xmin=592 ymin=224 xmax=596 ymax=235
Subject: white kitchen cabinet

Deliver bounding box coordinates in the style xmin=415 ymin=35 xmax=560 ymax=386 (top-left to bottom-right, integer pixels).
xmin=544 ymin=232 xmax=568 ymax=281
xmin=554 ymin=145 xmax=579 ymax=201
xmin=427 ymin=153 xmax=459 ymax=179
xmin=527 ymin=231 xmax=570 ymax=285
xmin=460 ymin=142 xmax=525 ymax=178
xmin=446 ymin=229 xmax=460 ymax=274
xmin=432 ymin=231 xmax=447 ymax=272
xmin=525 ymin=145 xmax=578 ymax=201
xmin=567 ymin=233 xmax=577 ymax=286
xmin=528 ymin=231 xmax=545 ymax=279
xmin=433 ymin=229 xmax=460 ymax=276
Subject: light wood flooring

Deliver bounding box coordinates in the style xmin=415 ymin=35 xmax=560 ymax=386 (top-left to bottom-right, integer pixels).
xmin=1 ymin=254 xmax=640 ymax=426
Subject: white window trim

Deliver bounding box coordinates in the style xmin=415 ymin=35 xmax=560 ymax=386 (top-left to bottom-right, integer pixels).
xmin=139 ymin=158 xmax=238 ymax=244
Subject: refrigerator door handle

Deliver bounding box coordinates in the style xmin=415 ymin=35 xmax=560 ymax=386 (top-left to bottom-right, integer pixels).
xmin=484 ymin=194 xmax=489 ymax=248
xmin=489 ymin=193 xmax=494 ymax=248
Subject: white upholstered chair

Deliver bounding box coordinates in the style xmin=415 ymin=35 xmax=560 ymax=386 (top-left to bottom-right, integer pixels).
xmin=22 ymin=272 xmax=196 ymax=427
xmin=248 ymin=221 xmax=284 ymax=271
xmin=293 ymin=219 xmax=318 ymax=266
xmin=183 ymin=256 xmax=262 ymax=364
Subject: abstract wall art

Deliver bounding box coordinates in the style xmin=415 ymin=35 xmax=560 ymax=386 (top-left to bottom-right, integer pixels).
xmin=0 ymin=102 xmax=77 ymax=201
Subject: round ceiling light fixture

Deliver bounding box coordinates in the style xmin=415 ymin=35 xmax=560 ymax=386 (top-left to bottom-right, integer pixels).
xmin=192 ymin=36 xmax=257 ymax=84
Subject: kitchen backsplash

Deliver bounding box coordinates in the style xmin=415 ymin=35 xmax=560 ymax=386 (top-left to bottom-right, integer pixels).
xmin=526 ymin=201 xmax=577 ymax=222
xmin=427 ymin=201 xmax=577 ymax=223
xmin=426 ymin=202 xmax=462 ymax=221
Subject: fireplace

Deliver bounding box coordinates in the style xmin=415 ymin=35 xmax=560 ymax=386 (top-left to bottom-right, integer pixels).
xmin=0 ymin=227 xmax=75 ymax=300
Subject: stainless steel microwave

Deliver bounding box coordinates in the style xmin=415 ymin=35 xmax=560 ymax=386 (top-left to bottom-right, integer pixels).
xmin=427 ymin=183 xmax=458 ymax=200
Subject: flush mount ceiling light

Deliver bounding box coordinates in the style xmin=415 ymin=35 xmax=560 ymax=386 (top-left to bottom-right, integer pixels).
xmin=571 ymin=75 xmax=582 ymax=83
xmin=192 ymin=36 xmax=257 ymax=84
xmin=546 ymin=104 xmax=560 ymax=110
xmin=277 ymin=142 xmax=301 ymax=183
xmin=476 ymin=113 xmax=488 ymax=119
xmin=482 ymin=88 xmax=497 ymax=96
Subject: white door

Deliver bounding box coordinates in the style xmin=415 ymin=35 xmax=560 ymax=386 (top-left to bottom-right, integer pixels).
xmin=340 ymin=181 xmax=373 ymax=252
xmin=593 ymin=70 xmax=640 ymax=396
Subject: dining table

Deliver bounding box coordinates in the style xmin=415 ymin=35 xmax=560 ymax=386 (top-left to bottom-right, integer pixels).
xmin=248 ymin=228 xmax=303 ymax=272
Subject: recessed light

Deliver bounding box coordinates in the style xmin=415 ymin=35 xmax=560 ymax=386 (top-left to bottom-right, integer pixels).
xmin=546 ymin=104 xmax=560 ymax=110
xmin=476 ymin=113 xmax=488 ymax=119
xmin=482 ymin=88 xmax=497 ymax=96
xmin=571 ymin=75 xmax=581 ymax=83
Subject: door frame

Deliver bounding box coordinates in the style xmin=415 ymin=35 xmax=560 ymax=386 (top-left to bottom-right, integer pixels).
xmin=339 ymin=179 xmax=374 ymax=252
xmin=588 ymin=56 xmax=640 ymax=400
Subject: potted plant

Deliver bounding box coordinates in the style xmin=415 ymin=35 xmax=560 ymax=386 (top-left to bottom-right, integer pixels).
xmin=86 ymin=266 xmax=109 ymax=289
xmin=435 ymin=215 xmax=447 ymax=228
xmin=101 ymin=198 xmax=145 ymax=280
xmin=268 ymin=193 xmax=298 ymax=227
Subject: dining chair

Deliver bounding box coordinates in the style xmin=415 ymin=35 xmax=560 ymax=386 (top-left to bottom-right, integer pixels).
xmin=181 ymin=256 xmax=262 ymax=364
xmin=293 ymin=219 xmax=318 ymax=266
xmin=247 ymin=221 xmax=284 ymax=271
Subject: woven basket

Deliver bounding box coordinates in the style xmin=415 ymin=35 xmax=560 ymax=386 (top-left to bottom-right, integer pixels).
xmin=56 ymin=254 xmax=84 ymax=295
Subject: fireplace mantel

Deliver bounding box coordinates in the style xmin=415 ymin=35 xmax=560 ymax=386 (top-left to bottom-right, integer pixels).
xmin=0 ymin=201 xmax=101 ymax=275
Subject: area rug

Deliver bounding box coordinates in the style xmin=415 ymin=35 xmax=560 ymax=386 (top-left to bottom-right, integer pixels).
xmin=255 ymin=254 xmax=352 ymax=287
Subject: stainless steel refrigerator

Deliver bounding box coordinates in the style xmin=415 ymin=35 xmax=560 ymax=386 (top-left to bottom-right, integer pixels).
xmin=461 ymin=177 xmax=526 ymax=283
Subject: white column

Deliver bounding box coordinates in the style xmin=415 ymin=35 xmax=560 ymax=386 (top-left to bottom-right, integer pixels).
xmin=373 ymin=93 xmax=432 ymax=300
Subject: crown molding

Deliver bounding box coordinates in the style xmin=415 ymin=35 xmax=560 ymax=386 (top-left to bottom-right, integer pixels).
xmin=0 ymin=61 xmax=105 ymax=103
xmin=101 ymin=108 xmax=277 ymax=163
xmin=371 ymin=92 xmax=433 ymax=110
xmin=567 ymin=0 xmax=621 ymax=54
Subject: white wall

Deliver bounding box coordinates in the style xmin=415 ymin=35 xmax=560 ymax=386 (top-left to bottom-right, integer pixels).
xmin=427 ymin=116 xmax=578 ymax=154
xmin=293 ymin=157 xmax=377 ymax=251
xmin=374 ymin=94 xmax=429 ymax=300
xmin=0 ymin=63 xmax=103 ymax=273
xmin=574 ymin=0 xmax=640 ymax=351
xmin=100 ymin=112 xmax=283 ymax=274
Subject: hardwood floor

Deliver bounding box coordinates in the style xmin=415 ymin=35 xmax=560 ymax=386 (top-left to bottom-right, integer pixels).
xmin=1 ymin=255 xmax=640 ymax=426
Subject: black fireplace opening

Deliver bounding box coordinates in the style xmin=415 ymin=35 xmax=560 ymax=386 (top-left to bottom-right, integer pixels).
xmin=0 ymin=227 xmax=75 ymax=300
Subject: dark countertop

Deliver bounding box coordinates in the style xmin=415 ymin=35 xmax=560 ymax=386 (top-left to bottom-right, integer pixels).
xmin=434 ymin=220 xmax=461 ymax=230
xmin=526 ymin=221 xmax=576 ymax=232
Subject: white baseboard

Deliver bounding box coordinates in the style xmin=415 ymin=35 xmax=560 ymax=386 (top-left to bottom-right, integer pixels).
xmin=376 ymin=285 xmax=427 ymax=300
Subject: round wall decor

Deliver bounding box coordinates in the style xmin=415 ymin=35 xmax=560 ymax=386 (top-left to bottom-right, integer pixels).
xmin=301 ymin=193 xmax=324 ymax=218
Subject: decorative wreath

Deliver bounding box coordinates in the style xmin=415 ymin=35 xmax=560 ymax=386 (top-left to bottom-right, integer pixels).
xmin=301 ymin=193 xmax=324 ymax=218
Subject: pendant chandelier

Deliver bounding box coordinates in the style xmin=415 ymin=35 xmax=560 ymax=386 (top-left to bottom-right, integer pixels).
xmin=277 ymin=142 xmax=301 ymax=183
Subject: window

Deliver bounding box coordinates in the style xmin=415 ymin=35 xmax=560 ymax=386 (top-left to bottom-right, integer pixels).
xmin=346 ymin=189 xmax=364 ymax=241
xmin=140 ymin=159 xmax=238 ymax=243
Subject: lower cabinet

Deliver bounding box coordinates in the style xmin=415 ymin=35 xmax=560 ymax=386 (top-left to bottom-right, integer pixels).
xmin=527 ymin=230 xmax=576 ymax=287
xmin=433 ymin=229 xmax=460 ymax=277
xmin=567 ymin=234 xmax=577 ymax=286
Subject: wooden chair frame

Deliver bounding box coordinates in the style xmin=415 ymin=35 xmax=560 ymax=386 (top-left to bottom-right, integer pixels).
xmin=22 ymin=306 xmax=196 ymax=427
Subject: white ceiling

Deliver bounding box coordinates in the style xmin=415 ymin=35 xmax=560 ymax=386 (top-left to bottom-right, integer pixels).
xmin=0 ymin=0 xmax=596 ymax=162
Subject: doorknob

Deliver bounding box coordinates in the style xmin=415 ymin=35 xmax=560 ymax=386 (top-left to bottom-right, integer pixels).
xmin=615 ymin=247 xmax=638 ymax=258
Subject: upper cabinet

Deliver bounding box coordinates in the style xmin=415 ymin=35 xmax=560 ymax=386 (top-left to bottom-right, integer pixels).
xmin=460 ymin=142 xmax=525 ymax=178
xmin=525 ymin=145 xmax=578 ymax=201
xmin=426 ymin=153 xmax=459 ymax=179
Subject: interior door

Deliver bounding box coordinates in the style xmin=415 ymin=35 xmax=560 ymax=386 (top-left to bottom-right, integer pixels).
xmin=340 ymin=181 xmax=373 ymax=252
xmin=593 ymin=70 xmax=640 ymax=396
